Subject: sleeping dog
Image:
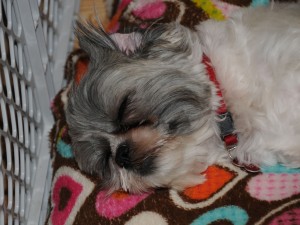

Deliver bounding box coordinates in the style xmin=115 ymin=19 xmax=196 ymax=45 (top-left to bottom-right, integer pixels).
xmin=66 ymin=3 xmax=300 ymax=193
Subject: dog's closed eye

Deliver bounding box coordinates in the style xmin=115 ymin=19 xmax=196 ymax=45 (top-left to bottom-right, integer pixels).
xmin=118 ymin=119 xmax=153 ymax=133
xmin=168 ymin=120 xmax=180 ymax=132
xmin=116 ymin=94 xmax=153 ymax=132
xmin=118 ymin=94 xmax=130 ymax=123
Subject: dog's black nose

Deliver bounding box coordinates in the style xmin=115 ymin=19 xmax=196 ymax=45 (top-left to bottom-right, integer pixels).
xmin=115 ymin=143 xmax=132 ymax=169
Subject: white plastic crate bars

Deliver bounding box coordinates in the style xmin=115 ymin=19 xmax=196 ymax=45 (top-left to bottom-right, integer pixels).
xmin=0 ymin=0 xmax=80 ymax=225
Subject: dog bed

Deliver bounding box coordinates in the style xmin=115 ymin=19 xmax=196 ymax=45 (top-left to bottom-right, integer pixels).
xmin=46 ymin=1 xmax=300 ymax=224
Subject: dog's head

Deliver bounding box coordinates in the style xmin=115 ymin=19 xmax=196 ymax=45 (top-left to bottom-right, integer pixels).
xmin=66 ymin=22 xmax=215 ymax=193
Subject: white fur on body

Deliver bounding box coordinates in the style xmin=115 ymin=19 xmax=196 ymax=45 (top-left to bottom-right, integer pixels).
xmin=197 ymin=4 xmax=300 ymax=167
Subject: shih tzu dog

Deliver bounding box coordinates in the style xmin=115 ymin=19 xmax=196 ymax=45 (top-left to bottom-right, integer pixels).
xmin=65 ymin=3 xmax=300 ymax=193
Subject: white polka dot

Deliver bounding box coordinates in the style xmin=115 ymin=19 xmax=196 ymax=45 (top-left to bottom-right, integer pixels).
xmin=125 ymin=211 xmax=168 ymax=225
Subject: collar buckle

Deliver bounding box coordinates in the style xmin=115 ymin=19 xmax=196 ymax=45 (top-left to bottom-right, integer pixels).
xmin=218 ymin=112 xmax=235 ymax=140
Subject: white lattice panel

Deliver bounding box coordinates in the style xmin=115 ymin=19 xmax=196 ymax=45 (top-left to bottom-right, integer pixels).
xmin=0 ymin=0 xmax=79 ymax=224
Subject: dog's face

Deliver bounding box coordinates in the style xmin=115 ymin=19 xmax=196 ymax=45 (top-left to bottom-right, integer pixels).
xmin=66 ymin=22 xmax=214 ymax=193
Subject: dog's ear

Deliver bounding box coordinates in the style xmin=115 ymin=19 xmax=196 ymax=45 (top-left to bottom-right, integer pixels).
xmin=75 ymin=21 xmax=143 ymax=58
xmin=135 ymin=23 xmax=192 ymax=61
xmin=75 ymin=21 xmax=119 ymax=59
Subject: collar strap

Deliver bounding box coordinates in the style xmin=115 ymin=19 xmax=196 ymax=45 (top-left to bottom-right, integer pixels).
xmin=202 ymin=54 xmax=260 ymax=173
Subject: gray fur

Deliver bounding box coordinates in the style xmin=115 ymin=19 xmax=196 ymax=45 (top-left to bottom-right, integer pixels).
xmin=66 ymin=22 xmax=213 ymax=192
